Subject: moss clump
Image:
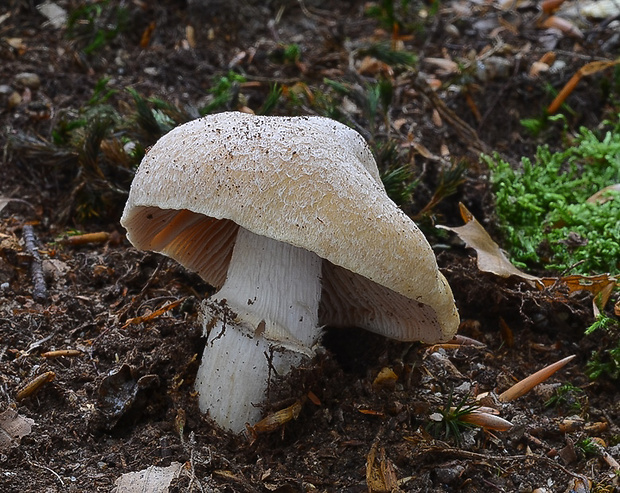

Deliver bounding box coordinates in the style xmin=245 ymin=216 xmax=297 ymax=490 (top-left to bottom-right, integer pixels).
xmin=484 ymin=115 xmax=620 ymax=274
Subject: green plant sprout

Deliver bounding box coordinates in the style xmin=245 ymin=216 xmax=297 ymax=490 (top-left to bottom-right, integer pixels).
xmin=258 ymin=84 xmax=282 ymax=116
xmin=282 ymin=44 xmax=302 ymax=64
xmin=576 ymin=437 xmax=601 ymax=457
xmin=10 ymin=82 xmax=193 ymax=223
xmin=426 ymin=392 xmax=480 ymax=445
xmin=586 ymin=314 xmax=619 ymax=336
xmin=322 ymin=78 xmax=394 ymax=134
xmin=365 ymin=0 xmax=434 ymax=34
xmin=584 ymin=314 xmax=620 ymax=381
xmin=201 ymin=71 xmax=247 ymax=115
xmin=544 ymin=383 xmax=585 ymax=413
xmin=376 ymin=140 xmax=419 ymax=207
xmin=485 ymin=113 xmax=620 ymax=274
xmin=360 ymin=43 xmax=416 ymax=67
xmin=66 ymin=0 xmax=129 ymax=54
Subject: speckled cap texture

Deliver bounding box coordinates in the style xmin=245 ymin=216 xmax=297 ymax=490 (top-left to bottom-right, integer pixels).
xmin=121 ymin=112 xmax=459 ymax=343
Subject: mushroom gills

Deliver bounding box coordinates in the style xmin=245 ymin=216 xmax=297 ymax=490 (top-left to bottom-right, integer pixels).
xmin=196 ymin=226 xmax=322 ymax=432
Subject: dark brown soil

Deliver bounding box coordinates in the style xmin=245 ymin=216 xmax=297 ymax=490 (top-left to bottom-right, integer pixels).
xmin=1 ymin=1 xmax=619 ymax=492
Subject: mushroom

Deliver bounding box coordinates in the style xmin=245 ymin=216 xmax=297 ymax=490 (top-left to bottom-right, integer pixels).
xmin=121 ymin=112 xmax=459 ymax=433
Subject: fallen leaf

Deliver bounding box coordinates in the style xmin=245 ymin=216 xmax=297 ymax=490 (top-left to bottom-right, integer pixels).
xmin=0 ymin=408 xmax=35 ymax=451
xmin=372 ymin=367 xmax=398 ymax=389
xmin=36 ymin=1 xmax=68 ymax=29
xmin=113 ymin=462 xmax=183 ymax=493
xmin=366 ymin=442 xmax=401 ymax=493
xmin=586 ymin=183 xmax=620 ymax=204
xmin=538 ymin=274 xmax=618 ymax=306
xmin=437 ymin=203 xmax=541 ymax=283
xmin=358 ymin=56 xmax=393 ymax=77
xmin=423 ymin=57 xmax=459 ymax=75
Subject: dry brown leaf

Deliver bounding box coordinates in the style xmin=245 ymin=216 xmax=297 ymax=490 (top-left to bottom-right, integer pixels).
xmin=366 ymin=442 xmax=401 ymax=493
xmin=372 ymin=367 xmax=398 ymax=389
xmin=437 ymin=203 xmax=541 ymax=283
xmin=0 ymin=408 xmax=35 ymax=451
xmin=530 ymin=61 xmax=550 ymax=77
xmin=586 ymin=183 xmax=620 ymax=204
xmin=537 ymin=274 xmax=618 ymax=306
xmin=358 ymin=56 xmax=393 ymax=77
xmin=185 ymin=25 xmax=196 ymax=49
xmin=423 ymin=57 xmax=459 ymax=76
xmin=113 ymin=462 xmax=183 ymax=493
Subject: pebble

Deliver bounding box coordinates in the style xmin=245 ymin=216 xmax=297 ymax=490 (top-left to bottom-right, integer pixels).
xmin=434 ymin=464 xmax=465 ymax=484
xmin=14 ymin=72 xmax=41 ymax=90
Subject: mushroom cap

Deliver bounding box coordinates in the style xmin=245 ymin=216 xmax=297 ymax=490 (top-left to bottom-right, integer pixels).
xmin=121 ymin=112 xmax=459 ymax=343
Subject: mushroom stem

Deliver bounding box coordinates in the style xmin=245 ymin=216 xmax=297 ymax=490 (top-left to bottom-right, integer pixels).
xmin=195 ymin=227 xmax=322 ymax=432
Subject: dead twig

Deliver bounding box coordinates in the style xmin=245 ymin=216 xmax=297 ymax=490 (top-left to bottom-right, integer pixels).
xmin=22 ymin=224 xmax=47 ymax=302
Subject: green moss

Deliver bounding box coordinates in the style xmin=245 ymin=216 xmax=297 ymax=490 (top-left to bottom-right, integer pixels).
xmin=485 ymin=114 xmax=620 ymax=274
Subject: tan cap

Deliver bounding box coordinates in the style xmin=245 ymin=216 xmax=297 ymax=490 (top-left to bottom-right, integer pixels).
xmin=121 ymin=112 xmax=459 ymax=343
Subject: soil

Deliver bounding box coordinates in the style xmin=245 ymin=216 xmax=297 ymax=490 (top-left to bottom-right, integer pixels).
xmin=1 ymin=1 xmax=619 ymax=492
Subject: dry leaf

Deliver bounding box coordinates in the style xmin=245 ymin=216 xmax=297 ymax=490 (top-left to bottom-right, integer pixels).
xmin=185 ymin=25 xmax=196 ymax=49
xmin=113 ymin=462 xmax=183 ymax=493
xmin=423 ymin=57 xmax=459 ymax=75
xmin=358 ymin=56 xmax=393 ymax=77
xmin=438 ymin=204 xmax=618 ymax=307
xmin=0 ymin=408 xmax=35 ymax=451
xmin=586 ymin=183 xmax=620 ymax=204
xmin=538 ymin=274 xmax=618 ymax=306
xmin=366 ymin=442 xmax=401 ymax=493
xmin=372 ymin=367 xmax=398 ymax=389
xmin=437 ymin=203 xmax=541 ymax=283
xmin=36 ymin=1 xmax=68 ymax=29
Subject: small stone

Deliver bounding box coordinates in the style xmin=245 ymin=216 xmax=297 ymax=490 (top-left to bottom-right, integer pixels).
xmin=434 ymin=464 xmax=465 ymax=484
xmin=14 ymin=72 xmax=41 ymax=90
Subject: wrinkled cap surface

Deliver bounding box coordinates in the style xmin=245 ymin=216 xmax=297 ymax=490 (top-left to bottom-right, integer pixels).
xmin=121 ymin=112 xmax=459 ymax=343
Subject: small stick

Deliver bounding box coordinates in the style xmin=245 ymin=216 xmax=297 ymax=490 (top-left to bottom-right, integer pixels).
xmin=22 ymin=224 xmax=47 ymax=302
xmin=41 ymin=349 xmax=83 ymax=358
xmin=16 ymin=371 xmax=56 ymax=400
xmin=61 ymin=231 xmax=110 ymax=246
